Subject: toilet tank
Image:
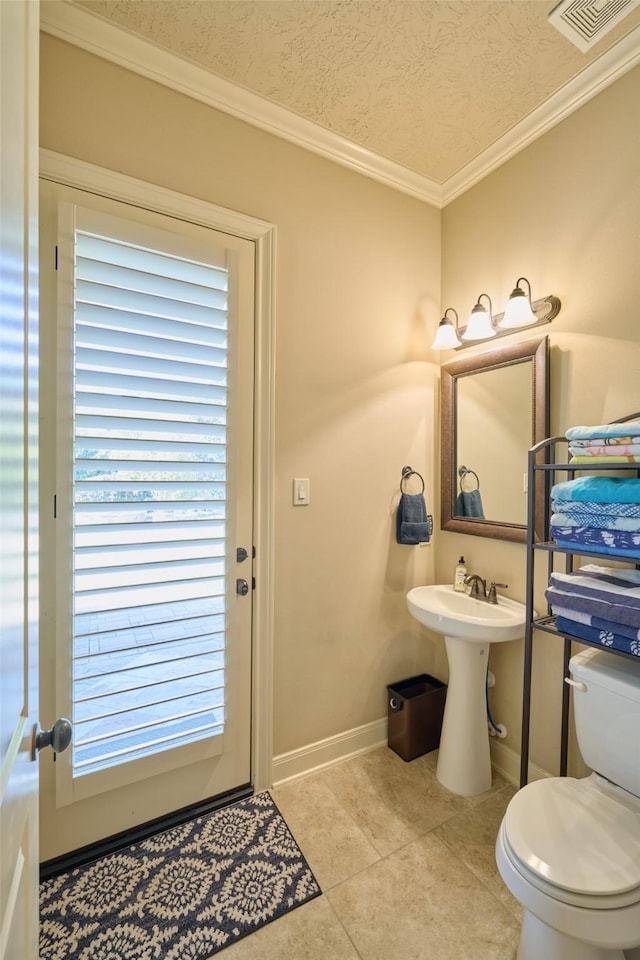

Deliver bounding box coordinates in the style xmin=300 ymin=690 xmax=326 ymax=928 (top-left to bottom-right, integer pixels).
xmin=570 ymin=648 xmax=640 ymax=797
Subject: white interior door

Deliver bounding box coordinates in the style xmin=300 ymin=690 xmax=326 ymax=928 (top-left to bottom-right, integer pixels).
xmin=38 ymin=182 xmax=256 ymax=861
xmin=0 ymin=1 xmax=40 ymax=957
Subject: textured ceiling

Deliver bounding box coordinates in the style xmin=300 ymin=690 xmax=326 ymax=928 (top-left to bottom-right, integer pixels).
xmin=72 ymin=0 xmax=640 ymax=185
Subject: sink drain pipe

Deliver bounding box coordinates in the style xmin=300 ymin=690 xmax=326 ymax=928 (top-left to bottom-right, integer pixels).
xmin=486 ymin=667 xmax=507 ymax=738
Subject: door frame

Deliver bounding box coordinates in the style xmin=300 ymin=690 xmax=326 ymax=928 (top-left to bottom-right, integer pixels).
xmin=39 ymin=148 xmax=276 ymax=795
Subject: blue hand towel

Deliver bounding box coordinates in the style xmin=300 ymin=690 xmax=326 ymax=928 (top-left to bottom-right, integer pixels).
xmin=455 ymin=489 xmax=485 ymax=519
xmin=396 ymin=493 xmax=430 ymax=545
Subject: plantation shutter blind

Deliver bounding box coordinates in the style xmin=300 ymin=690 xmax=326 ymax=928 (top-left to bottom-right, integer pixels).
xmin=71 ymin=222 xmax=230 ymax=777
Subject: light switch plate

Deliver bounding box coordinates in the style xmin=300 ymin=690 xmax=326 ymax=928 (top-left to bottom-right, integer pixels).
xmin=293 ymin=478 xmax=310 ymax=505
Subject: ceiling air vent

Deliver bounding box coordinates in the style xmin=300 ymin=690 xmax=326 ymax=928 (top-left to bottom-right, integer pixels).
xmin=549 ymin=0 xmax=639 ymax=51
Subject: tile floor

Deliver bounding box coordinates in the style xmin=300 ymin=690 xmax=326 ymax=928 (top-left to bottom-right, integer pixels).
xmin=224 ymin=746 xmax=521 ymax=959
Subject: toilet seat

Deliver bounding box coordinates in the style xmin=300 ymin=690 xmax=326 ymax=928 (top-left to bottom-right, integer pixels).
xmin=503 ymin=777 xmax=640 ymax=910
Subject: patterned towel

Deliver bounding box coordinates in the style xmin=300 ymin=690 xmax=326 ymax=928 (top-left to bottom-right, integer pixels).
xmin=550 ymin=526 xmax=640 ymax=560
xmin=551 ymin=605 xmax=640 ymax=642
xmin=555 ymin=615 xmax=640 ymax=657
xmin=569 ymin=443 xmax=640 ymax=457
xmin=570 ymin=435 xmax=640 ymax=448
xmin=551 ymin=476 xmax=640 ymax=505
xmin=551 ymin=498 xmax=640 ymax=519
xmin=550 ymin=512 xmax=640 ymax=533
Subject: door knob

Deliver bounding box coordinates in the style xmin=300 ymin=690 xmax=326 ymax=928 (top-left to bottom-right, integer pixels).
xmin=236 ymin=578 xmax=249 ymax=596
xmin=31 ymin=718 xmax=72 ymax=762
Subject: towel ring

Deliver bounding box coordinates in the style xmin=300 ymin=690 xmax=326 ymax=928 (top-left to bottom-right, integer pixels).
xmin=401 ymin=465 xmax=425 ymax=494
xmin=458 ymin=465 xmax=480 ymax=492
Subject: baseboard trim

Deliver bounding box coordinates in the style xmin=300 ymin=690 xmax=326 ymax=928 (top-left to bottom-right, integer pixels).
xmin=272 ymin=718 xmax=552 ymax=789
xmin=272 ymin=718 xmax=388 ymax=786
xmin=489 ymin=737 xmax=551 ymax=787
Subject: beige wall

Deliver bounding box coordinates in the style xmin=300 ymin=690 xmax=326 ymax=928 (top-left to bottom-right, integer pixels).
xmin=39 ymin=36 xmax=442 ymax=762
xmin=39 ymin=34 xmax=640 ymax=784
xmin=439 ymin=65 xmax=640 ymax=777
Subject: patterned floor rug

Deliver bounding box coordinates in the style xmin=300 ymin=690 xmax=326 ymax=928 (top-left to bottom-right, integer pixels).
xmin=39 ymin=792 xmax=321 ymax=959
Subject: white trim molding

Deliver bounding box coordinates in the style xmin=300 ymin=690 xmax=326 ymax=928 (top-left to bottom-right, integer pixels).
xmin=39 ymin=150 xmax=275 ymax=240
xmin=39 ymin=149 xmax=277 ymax=794
xmin=272 ymin=719 xmax=388 ymax=787
xmin=442 ymin=26 xmax=640 ymax=204
xmin=489 ymin=738 xmax=551 ymax=787
xmin=40 ymin=1 xmax=640 ymax=208
xmin=39 ymin=0 xmax=442 ymax=207
xmin=270 ymin=718 xmax=547 ymax=791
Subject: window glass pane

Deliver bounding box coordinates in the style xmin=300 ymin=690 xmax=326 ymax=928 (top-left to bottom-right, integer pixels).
xmin=72 ymin=229 xmax=229 ymax=777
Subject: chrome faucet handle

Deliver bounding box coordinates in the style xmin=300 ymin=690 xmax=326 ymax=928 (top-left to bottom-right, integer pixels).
xmin=487 ymin=582 xmax=508 ymax=604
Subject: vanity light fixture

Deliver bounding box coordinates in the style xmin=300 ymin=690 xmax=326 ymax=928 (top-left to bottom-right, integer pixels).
xmin=461 ymin=294 xmax=494 ymax=341
xmin=431 ymin=283 xmax=562 ymax=351
xmin=499 ymin=277 xmax=537 ymax=329
xmin=430 ymin=308 xmax=461 ymax=350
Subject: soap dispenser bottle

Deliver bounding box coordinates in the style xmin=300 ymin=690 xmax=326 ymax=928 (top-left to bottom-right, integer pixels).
xmin=453 ymin=556 xmax=467 ymax=592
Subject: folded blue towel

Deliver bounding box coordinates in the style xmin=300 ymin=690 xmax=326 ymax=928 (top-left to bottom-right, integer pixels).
xmin=551 ymin=498 xmax=640 ymax=519
xmin=396 ymin=493 xmax=430 ymax=545
xmin=545 ymin=585 xmax=640 ymax=629
xmin=550 ymin=524 xmax=640 ymax=557
xmin=551 ymin=476 xmax=640 ymax=504
xmin=551 ymin=604 xmax=640 ymax=642
xmin=455 ymin=489 xmax=485 ymax=519
xmin=551 ymin=536 xmax=640 ymax=562
xmin=550 ymin=566 xmax=640 ymax=609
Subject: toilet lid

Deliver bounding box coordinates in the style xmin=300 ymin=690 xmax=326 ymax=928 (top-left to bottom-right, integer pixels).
xmin=504 ymin=778 xmax=640 ymax=897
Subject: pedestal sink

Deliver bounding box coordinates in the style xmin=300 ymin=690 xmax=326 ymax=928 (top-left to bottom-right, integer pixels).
xmin=406 ymin=584 xmax=528 ymax=797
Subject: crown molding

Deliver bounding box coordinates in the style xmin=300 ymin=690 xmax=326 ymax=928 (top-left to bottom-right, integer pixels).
xmin=40 ymin=1 xmax=640 ymax=209
xmin=39 ymin=0 xmax=443 ymax=206
xmin=441 ymin=23 xmax=640 ymax=204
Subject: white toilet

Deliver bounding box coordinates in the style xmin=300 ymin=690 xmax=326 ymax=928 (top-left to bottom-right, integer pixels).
xmin=496 ymin=647 xmax=640 ymax=960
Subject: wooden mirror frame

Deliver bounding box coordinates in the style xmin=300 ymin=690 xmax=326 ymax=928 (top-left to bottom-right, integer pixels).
xmin=440 ymin=336 xmax=549 ymax=543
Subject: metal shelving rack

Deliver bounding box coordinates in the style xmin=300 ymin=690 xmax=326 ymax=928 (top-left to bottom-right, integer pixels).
xmin=520 ymin=415 xmax=640 ymax=789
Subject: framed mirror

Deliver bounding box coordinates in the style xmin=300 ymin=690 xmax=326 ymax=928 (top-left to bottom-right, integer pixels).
xmin=440 ymin=336 xmax=549 ymax=543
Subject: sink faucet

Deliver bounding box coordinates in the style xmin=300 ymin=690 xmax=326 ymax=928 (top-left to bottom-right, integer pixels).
xmin=464 ymin=574 xmax=487 ymax=600
xmin=464 ymin=575 xmax=508 ymax=605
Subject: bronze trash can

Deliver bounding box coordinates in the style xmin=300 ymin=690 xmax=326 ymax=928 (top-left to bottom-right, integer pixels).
xmin=387 ymin=674 xmax=447 ymax=761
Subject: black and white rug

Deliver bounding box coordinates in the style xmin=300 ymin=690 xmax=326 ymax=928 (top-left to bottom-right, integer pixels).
xmin=40 ymin=792 xmax=321 ymax=958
